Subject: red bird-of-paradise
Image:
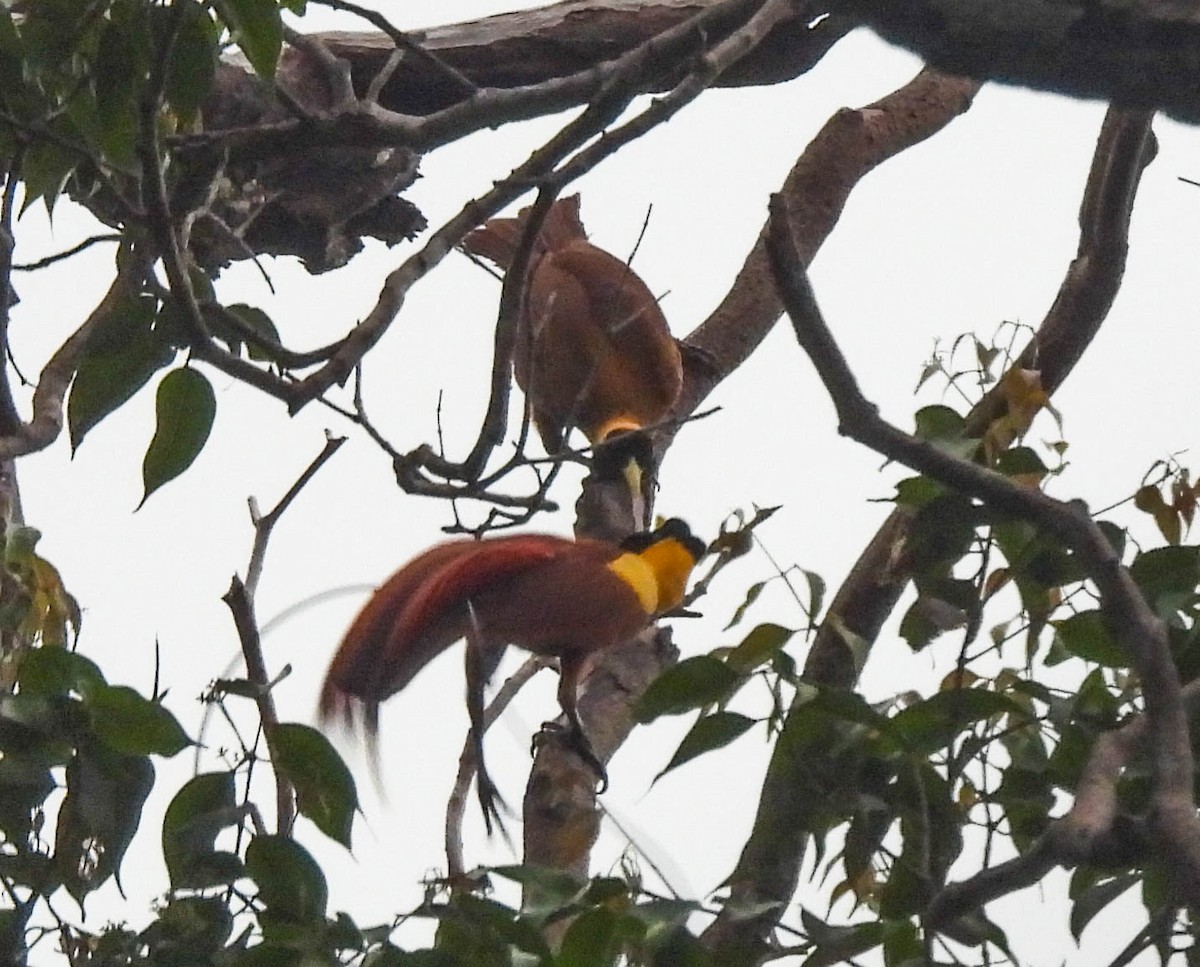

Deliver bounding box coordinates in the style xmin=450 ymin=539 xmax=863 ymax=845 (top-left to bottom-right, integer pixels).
xmin=463 ymin=195 xmax=683 ymax=453
xmin=319 ymin=518 xmax=706 ymax=831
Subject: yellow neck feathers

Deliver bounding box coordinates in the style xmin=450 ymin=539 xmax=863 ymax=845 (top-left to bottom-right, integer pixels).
xmin=606 ymin=535 xmax=701 ymax=616
xmin=593 ymin=416 xmax=643 ymax=444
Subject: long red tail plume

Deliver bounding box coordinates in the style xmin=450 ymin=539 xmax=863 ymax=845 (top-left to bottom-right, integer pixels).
xmin=318 ymin=541 xmax=476 ymax=734
xmin=463 ymin=195 xmax=587 ymax=269
xmin=319 ymin=535 xmax=572 ymax=737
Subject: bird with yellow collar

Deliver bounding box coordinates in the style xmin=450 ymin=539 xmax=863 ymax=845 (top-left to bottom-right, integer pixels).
xmin=320 ymin=518 xmax=706 ymax=832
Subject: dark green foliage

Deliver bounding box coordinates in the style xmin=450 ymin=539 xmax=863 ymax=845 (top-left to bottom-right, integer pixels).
xmin=270 ymin=723 xmax=358 ymax=848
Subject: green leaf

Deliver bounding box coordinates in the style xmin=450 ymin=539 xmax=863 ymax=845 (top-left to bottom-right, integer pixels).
xmin=489 ymin=865 xmax=585 ymax=907
xmin=54 ymin=744 xmax=155 ymax=905
xmin=69 ymin=295 xmax=174 ymax=451
xmin=246 ymin=835 xmax=328 ymax=924
xmin=1051 ymin=610 xmax=1125 ymax=667
xmin=94 ymin=18 xmax=145 ymax=165
xmin=887 ymin=689 xmax=1025 ymax=755
xmin=893 ymin=475 xmax=944 ymax=507
xmin=905 ymin=493 xmax=979 ymax=573
xmin=723 ymin=580 xmax=766 ymax=631
xmin=726 ymin=623 xmax=795 ymax=673
xmin=447 ymin=893 xmax=549 ymax=958
xmin=0 ymin=10 xmax=24 ymax=92
xmin=0 ymin=898 xmax=30 ymax=964
xmin=162 ymin=771 xmax=245 ymax=889
xmin=164 ymin=0 xmax=218 ymax=123
xmin=0 ymin=755 xmax=55 ymax=843
xmin=227 ymin=304 xmax=283 ymax=361
xmin=88 ymin=684 xmax=190 ymax=757
xmin=1130 ymin=545 xmax=1200 ymax=618
xmin=934 ymin=912 xmax=1009 ymax=952
xmin=900 ymin=595 xmax=967 ymax=652
xmin=363 ymin=946 xmax=455 ymax=967
xmin=19 ymin=138 xmax=78 ymax=216
xmin=913 ymin=405 xmax=976 ymax=460
xmin=656 ymin=711 xmax=755 ymax=780
xmin=799 ymin=568 xmax=826 ymax=621
xmin=881 ymin=918 xmax=923 ymax=966
xmin=913 ymin=405 xmax=966 ymax=441
xmin=139 ymin=367 xmax=216 ymax=507
xmin=0 ymin=692 xmax=75 ymax=763
xmin=140 ymin=896 xmax=234 ymax=957
xmin=271 ymin=723 xmax=358 ymax=848
xmin=1069 ymin=874 xmax=1137 ymax=941
xmin=994 ymin=446 xmax=1049 ymax=479
xmin=800 ymin=909 xmax=884 ymax=962
xmin=634 ymin=656 xmax=742 ymax=723
xmin=17 ymin=646 xmax=105 ymax=699
xmin=558 ymin=907 xmax=624 ymax=967
xmin=217 ymin=0 xmax=283 ymax=80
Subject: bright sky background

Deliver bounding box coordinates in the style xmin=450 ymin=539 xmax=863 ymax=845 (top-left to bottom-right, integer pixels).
xmin=11 ymin=2 xmax=1200 ymax=963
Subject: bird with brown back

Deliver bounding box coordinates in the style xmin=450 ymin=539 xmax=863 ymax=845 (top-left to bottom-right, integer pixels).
xmin=463 ymin=195 xmax=683 ymax=457
xmin=319 ymin=518 xmax=706 ymax=834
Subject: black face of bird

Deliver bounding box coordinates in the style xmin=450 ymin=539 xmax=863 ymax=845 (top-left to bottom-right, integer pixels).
xmin=621 ymin=517 xmax=707 ymax=563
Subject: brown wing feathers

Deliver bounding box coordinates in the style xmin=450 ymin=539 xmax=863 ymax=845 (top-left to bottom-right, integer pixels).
xmin=463 ymin=195 xmax=682 ymax=448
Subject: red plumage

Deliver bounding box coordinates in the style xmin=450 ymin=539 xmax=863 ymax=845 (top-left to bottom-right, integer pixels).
xmin=318 ymin=533 xmax=648 ymax=738
xmin=319 ymin=519 xmax=706 ymax=834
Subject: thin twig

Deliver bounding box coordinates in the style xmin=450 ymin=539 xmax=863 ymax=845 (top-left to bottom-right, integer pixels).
xmin=445 ymin=655 xmax=547 ymax=878
xmin=246 ymin=430 xmax=346 ymax=596
xmin=12 ymin=234 xmax=122 ymax=271
xmin=220 ymin=432 xmax=346 ymax=835
xmin=313 ymin=0 xmax=478 ymax=97
xmin=222 ymin=576 xmax=294 ymax=835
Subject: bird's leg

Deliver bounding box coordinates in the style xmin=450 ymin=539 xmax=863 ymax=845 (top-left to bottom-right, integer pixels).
xmin=464 ymin=601 xmax=510 ymax=838
xmin=533 ymin=653 xmax=609 ymax=791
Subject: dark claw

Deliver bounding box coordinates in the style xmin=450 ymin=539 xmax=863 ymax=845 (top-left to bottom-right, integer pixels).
xmin=534 ymin=721 xmax=609 ymax=791
xmin=476 ymin=758 xmax=511 ymax=842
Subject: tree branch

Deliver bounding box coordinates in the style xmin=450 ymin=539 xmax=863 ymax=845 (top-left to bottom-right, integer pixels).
xmin=806 ymin=107 xmax=1155 ymax=689
xmin=850 ymin=0 xmax=1200 ymax=126
xmin=671 ymin=68 xmax=981 ymax=447
xmin=288 ymin=0 xmax=807 ymax=416
xmin=702 ymin=106 xmax=1156 ymax=961
xmin=222 ymin=433 xmax=347 ymax=836
xmin=767 ymin=194 xmax=1200 ymax=908
xmin=928 ymin=676 xmax=1200 ymax=926
xmin=445 ymin=656 xmax=546 ymax=879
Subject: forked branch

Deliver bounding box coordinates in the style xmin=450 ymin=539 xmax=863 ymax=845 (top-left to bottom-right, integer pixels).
xmin=766 ymin=193 xmax=1200 ymax=911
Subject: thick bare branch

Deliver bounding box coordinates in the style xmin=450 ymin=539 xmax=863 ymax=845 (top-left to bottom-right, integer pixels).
xmin=213 ymin=1 xmax=851 ymax=133
xmin=850 ymin=0 xmax=1200 ymax=126
xmin=671 ymin=69 xmax=981 ymax=435
xmin=522 ymin=627 xmax=679 ymax=884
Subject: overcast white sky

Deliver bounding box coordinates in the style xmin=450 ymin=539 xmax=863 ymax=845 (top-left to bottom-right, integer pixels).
xmin=11 ymin=3 xmax=1200 ymax=964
